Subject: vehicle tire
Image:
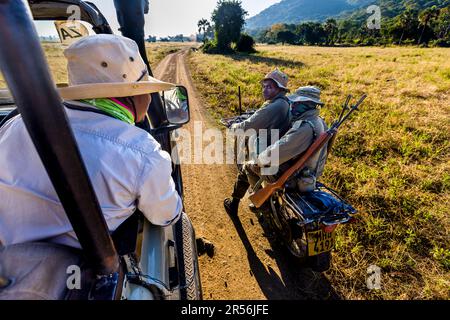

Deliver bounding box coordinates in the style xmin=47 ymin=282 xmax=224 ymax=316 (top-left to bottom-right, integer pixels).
xmin=174 ymin=213 xmax=202 ymax=300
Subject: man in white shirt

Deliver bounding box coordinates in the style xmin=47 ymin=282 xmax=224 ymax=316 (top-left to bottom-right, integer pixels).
xmin=0 ymin=34 xmax=182 ymax=248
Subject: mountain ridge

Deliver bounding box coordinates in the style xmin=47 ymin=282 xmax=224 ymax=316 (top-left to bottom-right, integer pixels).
xmin=245 ymin=0 xmax=450 ymax=32
xmin=245 ymin=0 xmax=374 ymax=31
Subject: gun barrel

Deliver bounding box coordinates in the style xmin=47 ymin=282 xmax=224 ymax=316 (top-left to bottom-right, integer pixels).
xmin=238 ymin=86 xmax=242 ymax=115
xmin=338 ymin=94 xmax=352 ymax=122
xmin=354 ymin=94 xmax=367 ymax=109
xmin=336 ymin=94 xmax=367 ymax=128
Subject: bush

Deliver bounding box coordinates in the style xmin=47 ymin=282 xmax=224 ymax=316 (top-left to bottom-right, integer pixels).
xmin=235 ymin=33 xmax=256 ymax=53
xmin=430 ymin=39 xmax=450 ymax=47
xmin=363 ymin=37 xmax=378 ymax=46
xmin=402 ymin=39 xmax=416 ymax=45
xmin=201 ymin=40 xmax=221 ymax=54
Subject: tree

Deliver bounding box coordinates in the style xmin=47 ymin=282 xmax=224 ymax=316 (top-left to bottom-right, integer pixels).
xmin=418 ymin=6 xmax=439 ymax=44
xmin=235 ymin=33 xmax=256 ymax=53
xmin=277 ymin=30 xmax=297 ymax=45
xmin=436 ymin=7 xmax=450 ymax=41
xmin=197 ymin=18 xmax=211 ymax=43
xmin=259 ymin=23 xmax=285 ymax=43
xmin=146 ymin=35 xmax=156 ymax=42
xmin=296 ymin=22 xmax=326 ymax=45
xmin=337 ymin=19 xmax=358 ymax=44
xmin=324 ymin=19 xmax=338 ymax=45
xmin=397 ymin=8 xmax=418 ymax=45
xmin=211 ymin=0 xmax=247 ymax=52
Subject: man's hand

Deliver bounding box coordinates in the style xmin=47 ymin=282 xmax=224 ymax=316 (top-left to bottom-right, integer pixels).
xmin=245 ymin=161 xmax=261 ymax=175
xmin=230 ymin=123 xmax=240 ymax=130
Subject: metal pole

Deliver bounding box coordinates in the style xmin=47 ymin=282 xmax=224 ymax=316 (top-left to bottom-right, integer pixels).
xmin=113 ymin=0 xmax=167 ymax=129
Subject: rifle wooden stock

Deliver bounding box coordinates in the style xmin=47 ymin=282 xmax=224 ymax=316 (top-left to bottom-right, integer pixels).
xmin=249 ymin=129 xmax=335 ymax=208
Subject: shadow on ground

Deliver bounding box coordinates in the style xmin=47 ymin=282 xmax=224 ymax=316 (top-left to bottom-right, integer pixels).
xmin=228 ymin=213 xmax=341 ymax=300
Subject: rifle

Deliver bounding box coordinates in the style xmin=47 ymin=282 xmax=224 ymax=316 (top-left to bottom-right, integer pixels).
xmin=249 ymin=94 xmax=367 ymax=208
xmin=326 ymin=94 xmax=352 ymax=158
xmin=238 ymin=86 xmax=242 ymax=116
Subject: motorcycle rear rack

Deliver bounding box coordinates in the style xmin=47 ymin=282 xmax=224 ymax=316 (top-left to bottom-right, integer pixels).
xmin=282 ymin=183 xmax=357 ymax=227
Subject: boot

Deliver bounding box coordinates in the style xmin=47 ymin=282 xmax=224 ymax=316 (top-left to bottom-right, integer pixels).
xmin=223 ymin=197 xmax=240 ymax=216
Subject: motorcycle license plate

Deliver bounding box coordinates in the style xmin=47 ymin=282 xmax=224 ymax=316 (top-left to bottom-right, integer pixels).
xmin=307 ymin=229 xmax=336 ymax=256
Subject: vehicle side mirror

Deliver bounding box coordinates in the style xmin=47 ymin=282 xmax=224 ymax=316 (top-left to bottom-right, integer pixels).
xmin=161 ymin=85 xmax=190 ymax=125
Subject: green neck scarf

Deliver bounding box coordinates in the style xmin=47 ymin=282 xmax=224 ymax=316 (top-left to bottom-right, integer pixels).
xmin=79 ymin=98 xmax=135 ymax=125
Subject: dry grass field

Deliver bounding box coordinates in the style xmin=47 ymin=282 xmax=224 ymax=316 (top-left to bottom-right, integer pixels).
xmin=188 ymin=44 xmax=450 ymax=299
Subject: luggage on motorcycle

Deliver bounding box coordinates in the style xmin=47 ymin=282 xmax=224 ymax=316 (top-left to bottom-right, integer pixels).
xmin=287 ymin=185 xmax=357 ymax=220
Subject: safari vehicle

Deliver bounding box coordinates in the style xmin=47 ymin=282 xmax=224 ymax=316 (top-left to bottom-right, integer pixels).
xmin=0 ymin=0 xmax=201 ymax=300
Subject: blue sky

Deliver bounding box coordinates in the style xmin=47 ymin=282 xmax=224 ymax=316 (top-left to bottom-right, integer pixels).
xmin=35 ymin=0 xmax=280 ymax=38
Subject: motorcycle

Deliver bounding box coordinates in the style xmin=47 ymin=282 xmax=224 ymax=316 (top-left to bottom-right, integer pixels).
xmin=221 ymin=95 xmax=365 ymax=272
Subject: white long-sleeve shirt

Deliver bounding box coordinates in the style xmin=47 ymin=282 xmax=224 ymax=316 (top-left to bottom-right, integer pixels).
xmin=0 ymin=105 xmax=182 ymax=248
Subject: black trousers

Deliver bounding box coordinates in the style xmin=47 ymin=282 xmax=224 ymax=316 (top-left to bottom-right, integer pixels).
xmin=231 ymin=168 xmax=250 ymax=199
xmin=231 ymin=161 xmax=288 ymax=200
xmin=231 ymin=164 xmax=263 ymax=199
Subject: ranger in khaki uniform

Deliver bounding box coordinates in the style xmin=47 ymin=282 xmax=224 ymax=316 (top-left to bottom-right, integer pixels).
xmin=224 ymin=69 xmax=291 ymax=216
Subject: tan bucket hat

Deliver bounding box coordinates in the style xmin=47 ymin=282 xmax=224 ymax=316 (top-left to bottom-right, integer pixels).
xmin=57 ymin=34 xmax=175 ymax=100
xmin=261 ymin=69 xmax=288 ymax=90
xmin=288 ymin=86 xmax=324 ymax=105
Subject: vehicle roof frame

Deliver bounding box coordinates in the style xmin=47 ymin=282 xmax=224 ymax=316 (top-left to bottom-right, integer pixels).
xmin=28 ymin=0 xmax=113 ymax=34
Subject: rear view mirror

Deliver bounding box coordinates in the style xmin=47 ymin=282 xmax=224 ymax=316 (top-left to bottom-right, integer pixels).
xmin=161 ymin=85 xmax=190 ymax=125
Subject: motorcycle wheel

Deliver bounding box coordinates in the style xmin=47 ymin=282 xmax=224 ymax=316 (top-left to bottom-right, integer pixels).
xmin=308 ymin=251 xmax=332 ymax=272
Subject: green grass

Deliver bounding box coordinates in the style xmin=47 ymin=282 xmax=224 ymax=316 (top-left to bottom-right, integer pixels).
xmin=188 ymin=44 xmax=450 ymax=300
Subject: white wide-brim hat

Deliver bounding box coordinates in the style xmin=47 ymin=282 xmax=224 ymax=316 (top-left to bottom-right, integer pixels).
xmin=56 ymin=34 xmax=175 ymax=100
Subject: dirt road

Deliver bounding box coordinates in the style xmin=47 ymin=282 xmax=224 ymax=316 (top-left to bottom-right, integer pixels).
xmin=154 ymin=49 xmax=339 ymax=300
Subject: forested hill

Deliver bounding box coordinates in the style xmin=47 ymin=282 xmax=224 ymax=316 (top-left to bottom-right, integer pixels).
xmin=245 ymin=0 xmax=373 ymax=31
xmin=337 ymin=0 xmax=450 ymax=22
xmin=246 ymin=0 xmax=450 ymax=32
